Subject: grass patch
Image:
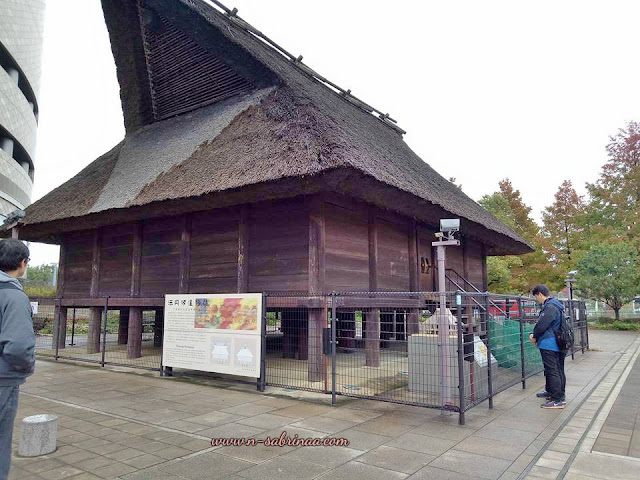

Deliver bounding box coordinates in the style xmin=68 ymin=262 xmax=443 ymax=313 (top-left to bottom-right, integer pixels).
xmin=591 ymin=321 xmax=640 ymax=331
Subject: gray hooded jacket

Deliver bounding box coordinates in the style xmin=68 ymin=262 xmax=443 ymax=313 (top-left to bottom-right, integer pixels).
xmin=0 ymin=270 xmax=35 ymax=386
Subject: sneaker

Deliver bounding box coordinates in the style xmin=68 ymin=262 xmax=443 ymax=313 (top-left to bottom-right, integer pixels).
xmin=540 ymin=400 xmax=565 ymax=409
xmin=536 ymin=390 xmax=549 ymax=398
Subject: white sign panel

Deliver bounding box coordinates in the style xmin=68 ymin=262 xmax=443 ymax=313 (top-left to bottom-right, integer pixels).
xmin=30 ymin=302 xmax=38 ymax=315
xmin=163 ymin=294 xmax=263 ymax=378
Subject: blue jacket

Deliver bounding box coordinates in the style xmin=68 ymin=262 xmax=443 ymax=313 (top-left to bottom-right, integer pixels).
xmin=0 ymin=271 xmax=35 ymax=386
xmin=533 ymin=298 xmax=563 ymax=352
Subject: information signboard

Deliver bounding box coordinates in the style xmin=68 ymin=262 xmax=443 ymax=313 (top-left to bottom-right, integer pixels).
xmin=162 ymin=293 xmax=263 ymax=378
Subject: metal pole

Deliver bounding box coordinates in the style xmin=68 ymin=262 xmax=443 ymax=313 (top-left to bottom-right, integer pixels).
xmin=436 ymin=245 xmax=453 ymax=408
xmin=70 ymin=308 xmax=76 ymax=346
xmin=100 ymin=297 xmax=109 ymax=367
xmin=54 ymin=298 xmax=61 ymax=360
xmin=516 ymin=298 xmax=526 ymax=389
xmin=485 ymin=294 xmax=493 ymax=409
xmin=456 ymin=292 xmax=465 ymax=425
xmin=566 ymin=278 xmax=575 ymax=360
xmin=258 ymin=293 xmax=267 ymax=392
xmin=331 ymin=292 xmax=337 ymax=405
xmin=584 ymin=302 xmax=590 ymax=351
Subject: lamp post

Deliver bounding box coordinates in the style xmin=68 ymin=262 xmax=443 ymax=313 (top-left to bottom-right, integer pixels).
xmin=432 ymin=219 xmax=460 ymax=409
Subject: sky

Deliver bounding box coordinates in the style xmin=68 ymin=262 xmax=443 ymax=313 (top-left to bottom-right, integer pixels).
xmin=28 ymin=0 xmax=640 ymax=266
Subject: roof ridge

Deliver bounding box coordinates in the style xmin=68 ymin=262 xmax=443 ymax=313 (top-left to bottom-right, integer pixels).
xmin=195 ymin=0 xmax=406 ymax=136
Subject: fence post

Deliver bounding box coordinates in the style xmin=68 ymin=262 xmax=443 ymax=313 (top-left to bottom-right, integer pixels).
xmin=484 ymin=294 xmax=493 ymax=409
xmin=258 ymin=293 xmax=267 ymax=392
xmin=54 ymin=298 xmax=61 ymax=360
xmin=516 ymin=298 xmax=526 ymax=389
xmin=70 ymin=308 xmax=76 ymax=346
xmin=100 ymin=297 xmax=109 ymax=367
xmin=455 ymin=292 xmax=466 ymax=425
xmin=567 ymin=300 xmax=575 ymax=360
xmin=331 ymin=292 xmax=337 ymax=405
xmin=584 ymin=303 xmax=590 ymax=351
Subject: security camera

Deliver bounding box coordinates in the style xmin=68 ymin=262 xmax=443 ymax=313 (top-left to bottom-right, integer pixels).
xmin=440 ymin=219 xmax=460 ymax=233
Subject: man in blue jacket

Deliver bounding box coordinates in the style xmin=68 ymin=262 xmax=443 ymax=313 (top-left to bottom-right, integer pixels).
xmin=0 ymin=239 xmax=35 ymax=479
xmin=530 ymin=284 xmax=566 ymax=409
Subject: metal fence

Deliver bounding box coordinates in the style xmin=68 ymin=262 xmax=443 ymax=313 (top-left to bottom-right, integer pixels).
xmin=262 ymin=291 xmax=589 ymax=424
xmin=31 ymin=298 xmax=163 ymax=371
xmin=31 ymin=291 xmax=588 ymax=424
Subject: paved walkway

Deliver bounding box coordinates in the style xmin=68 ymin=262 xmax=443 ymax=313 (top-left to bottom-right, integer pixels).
xmin=9 ymin=330 xmax=639 ymax=480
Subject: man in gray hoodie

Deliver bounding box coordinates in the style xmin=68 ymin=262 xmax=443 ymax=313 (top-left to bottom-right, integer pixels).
xmin=0 ymin=239 xmax=35 ymax=479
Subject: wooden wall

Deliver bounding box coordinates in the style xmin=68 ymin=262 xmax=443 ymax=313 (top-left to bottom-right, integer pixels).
xmin=62 ymin=230 xmax=94 ymax=297
xmin=324 ymin=199 xmax=369 ymax=291
xmin=248 ymin=199 xmax=309 ymax=292
xmin=59 ymin=194 xmax=489 ymax=298
xmin=189 ymin=209 xmax=239 ymax=293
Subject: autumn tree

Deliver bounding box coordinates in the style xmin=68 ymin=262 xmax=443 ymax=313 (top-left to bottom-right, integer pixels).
xmin=541 ymin=180 xmax=586 ymax=272
xmin=576 ymin=243 xmax=640 ymax=320
xmin=479 ymin=179 xmax=550 ymax=293
xmin=585 ymin=121 xmax=640 ymax=248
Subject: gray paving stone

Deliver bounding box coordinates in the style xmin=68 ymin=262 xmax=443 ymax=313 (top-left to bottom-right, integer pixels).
xmin=385 ymin=432 xmax=457 ymax=456
xmin=315 ymin=461 xmax=407 ymax=480
xmin=429 ymin=449 xmax=512 ymax=480
xmin=281 ymin=445 xmax=364 ymax=468
xmin=453 ymin=436 xmax=528 ymax=461
xmin=355 ymin=445 xmax=434 ymax=474
xmin=235 ymin=455 xmax=329 ymax=480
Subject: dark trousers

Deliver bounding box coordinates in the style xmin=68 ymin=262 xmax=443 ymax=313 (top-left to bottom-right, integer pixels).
xmin=540 ymin=349 xmax=566 ymax=401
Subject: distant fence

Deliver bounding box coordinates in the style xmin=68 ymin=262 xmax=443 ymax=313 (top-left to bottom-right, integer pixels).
xmin=31 ymin=292 xmax=588 ymax=424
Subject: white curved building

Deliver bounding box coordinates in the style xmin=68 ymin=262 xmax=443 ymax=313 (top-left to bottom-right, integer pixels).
xmin=0 ymin=0 xmax=46 ymax=221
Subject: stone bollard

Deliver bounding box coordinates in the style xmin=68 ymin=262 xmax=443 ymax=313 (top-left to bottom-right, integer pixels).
xmin=18 ymin=414 xmax=58 ymax=457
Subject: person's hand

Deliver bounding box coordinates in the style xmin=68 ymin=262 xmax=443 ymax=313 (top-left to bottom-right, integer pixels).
xmin=529 ymin=333 xmax=536 ymax=345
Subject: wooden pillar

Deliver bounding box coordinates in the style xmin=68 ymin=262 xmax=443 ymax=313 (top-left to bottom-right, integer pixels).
xmin=365 ymin=207 xmax=380 ymax=363
xmin=237 ymin=206 xmax=249 ymax=293
xmin=307 ymin=196 xmax=325 ymax=377
xmin=128 ymin=307 xmax=143 ymax=358
xmin=481 ymin=244 xmax=488 ymax=292
xmin=87 ymin=229 xmax=101 ymax=354
xmin=154 ymin=308 xmax=164 ymax=348
xmin=365 ymin=309 xmax=380 ymax=367
xmin=407 ymin=220 xmax=420 ymax=336
xmin=118 ymin=308 xmax=129 ymax=345
xmin=87 ymin=307 xmax=102 ymax=354
xmin=179 ymin=215 xmax=191 ymax=294
xmin=57 ymin=307 xmax=68 ymax=349
xmin=55 ymin=243 xmax=67 ymax=348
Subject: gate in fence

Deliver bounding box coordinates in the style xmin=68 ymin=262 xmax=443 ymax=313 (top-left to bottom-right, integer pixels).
xmin=31 ymin=291 xmax=589 ymax=424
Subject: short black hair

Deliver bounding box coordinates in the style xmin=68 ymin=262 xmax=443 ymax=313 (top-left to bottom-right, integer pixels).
xmin=532 ymin=284 xmax=550 ymax=297
xmin=0 ymin=238 xmax=29 ymax=272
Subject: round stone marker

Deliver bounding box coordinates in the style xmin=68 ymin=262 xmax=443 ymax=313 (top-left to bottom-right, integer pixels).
xmin=18 ymin=414 xmax=58 ymax=457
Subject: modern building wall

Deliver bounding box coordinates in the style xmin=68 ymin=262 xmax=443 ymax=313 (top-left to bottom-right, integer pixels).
xmin=0 ymin=0 xmax=46 ymax=220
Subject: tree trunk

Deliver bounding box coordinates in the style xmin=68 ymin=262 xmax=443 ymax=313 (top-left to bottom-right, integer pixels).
xmin=614 ymin=308 xmax=620 ymax=321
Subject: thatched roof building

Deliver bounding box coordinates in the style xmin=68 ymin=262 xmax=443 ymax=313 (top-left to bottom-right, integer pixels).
xmin=12 ymin=0 xmax=531 ymax=257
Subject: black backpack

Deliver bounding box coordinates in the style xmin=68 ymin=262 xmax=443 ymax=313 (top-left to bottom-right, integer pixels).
xmin=555 ymin=309 xmax=574 ymax=351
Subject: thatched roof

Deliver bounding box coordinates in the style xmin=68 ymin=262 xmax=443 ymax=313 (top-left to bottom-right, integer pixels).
xmin=13 ymin=0 xmax=533 ymax=255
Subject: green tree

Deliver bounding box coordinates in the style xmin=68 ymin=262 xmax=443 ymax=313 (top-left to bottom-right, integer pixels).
xmin=22 ymin=264 xmax=55 ymax=289
xmin=575 ymin=243 xmax=640 ymax=320
xmin=585 ymin=121 xmax=640 ymax=248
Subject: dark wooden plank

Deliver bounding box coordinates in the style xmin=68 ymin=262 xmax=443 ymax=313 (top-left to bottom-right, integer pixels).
xmin=131 ymin=222 xmax=142 ymax=297
xmin=90 ymin=229 xmax=101 ymax=298
xmin=237 ymin=205 xmax=249 ymax=293
xmin=481 ymin=244 xmax=488 ymax=292
xmin=189 ymin=278 xmax=237 ymax=294
xmin=408 ymin=219 xmax=418 ymax=292
xmin=179 ymin=214 xmax=192 ymax=294
xmin=190 ymin=263 xmax=238 ymax=278
xmin=309 ymin=196 xmax=325 ymax=294
xmin=57 ymin=242 xmax=66 ymax=297
xmin=368 ymin=206 xmax=378 ymax=291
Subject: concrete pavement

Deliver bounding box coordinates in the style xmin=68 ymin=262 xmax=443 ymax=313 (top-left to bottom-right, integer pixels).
xmin=8 ymin=330 xmax=639 ymax=480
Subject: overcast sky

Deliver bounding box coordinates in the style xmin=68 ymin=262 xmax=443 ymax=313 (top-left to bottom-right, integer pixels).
xmin=29 ymin=0 xmax=640 ymax=265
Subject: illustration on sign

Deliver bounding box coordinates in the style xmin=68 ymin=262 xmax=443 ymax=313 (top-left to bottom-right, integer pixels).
xmin=162 ymin=294 xmax=263 ymax=378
